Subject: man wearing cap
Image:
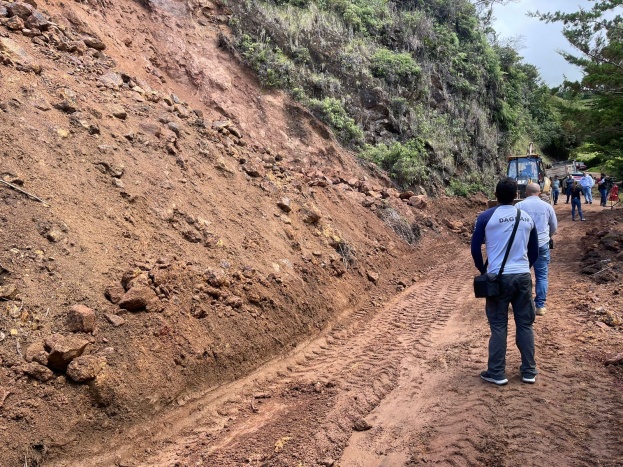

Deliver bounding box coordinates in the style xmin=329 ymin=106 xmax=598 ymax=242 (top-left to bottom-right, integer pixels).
xmin=516 ymin=182 xmax=558 ymax=316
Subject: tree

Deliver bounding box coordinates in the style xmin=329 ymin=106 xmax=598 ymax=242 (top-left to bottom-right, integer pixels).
xmin=534 ymin=1 xmax=623 ymax=175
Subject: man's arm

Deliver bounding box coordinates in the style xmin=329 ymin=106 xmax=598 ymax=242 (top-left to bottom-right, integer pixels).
xmin=470 ymin=213 xmax=488 ymax=274
xmin=528 ymin=226 xmax=539 ymax=267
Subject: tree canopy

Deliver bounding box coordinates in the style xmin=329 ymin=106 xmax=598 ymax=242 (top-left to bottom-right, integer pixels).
xmin=535 ymin=0 xmax=623 ymax=176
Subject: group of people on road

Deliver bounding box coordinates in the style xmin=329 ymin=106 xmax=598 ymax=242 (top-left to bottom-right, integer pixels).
xmin=470 ymin=169 xmax=620 ymax=387
xmin=471 ymin=179 xmax=557 ymax=386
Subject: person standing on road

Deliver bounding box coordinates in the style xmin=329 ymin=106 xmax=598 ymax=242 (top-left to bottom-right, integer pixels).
xmin=598 ymin=173 xmax=608 ymax=206
xmin=571 ymin=181 xmax=586 ymax=221
xmin=580 ymin=172 xmax=594 ymax=204
xmin=471 ymin=178 xmax=539 ymax=386
xmin=516 ymin=183 xmax=558 ymax=317
xmin=564 ymin=174 xmax=573 ymax=203
xmin=551 ymin=176 xmax=560 ymax=205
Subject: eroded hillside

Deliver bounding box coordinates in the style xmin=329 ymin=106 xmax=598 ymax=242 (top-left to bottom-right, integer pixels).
xmin=0 ymin=1 xmax=482 ymax=464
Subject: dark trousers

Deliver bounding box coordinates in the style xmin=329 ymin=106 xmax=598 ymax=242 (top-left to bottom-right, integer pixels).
xmin=565 ymin=189 xmax=572 ymax=203
xmin=485 ymin=273 xmax=537 ymax=380
xmin=599 ymin=187 xmax=608 ymax=206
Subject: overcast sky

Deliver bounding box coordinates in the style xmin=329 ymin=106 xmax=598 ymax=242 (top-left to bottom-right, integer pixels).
xmin=492 ymin=0 xmax=595 ymax=86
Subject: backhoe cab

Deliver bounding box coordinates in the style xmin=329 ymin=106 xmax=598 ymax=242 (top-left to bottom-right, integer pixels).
xmin=489 ymin=143 xmax=552 ymax=207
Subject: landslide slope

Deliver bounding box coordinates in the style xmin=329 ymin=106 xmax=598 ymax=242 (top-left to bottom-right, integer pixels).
xmin=0 ymin=1 xmax=478 ymax=464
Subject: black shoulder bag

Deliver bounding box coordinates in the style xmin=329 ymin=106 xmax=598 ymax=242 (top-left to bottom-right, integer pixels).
xmin=473 ymin=207 xmax=521 ymax=298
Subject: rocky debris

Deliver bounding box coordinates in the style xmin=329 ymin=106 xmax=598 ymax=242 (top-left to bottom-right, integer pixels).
xmin=104 ymin=313 xmax=125 ymax=327
xmin=66 ymin=355 xmax=105 ymax=382
xmin=44 ymin=334 xmax=90 ymax=371
xmin=318 ymin=459 xmax=335 ymax=467
xmin=443 ymin=218 xmax=464 ymax=232
xmin=0 ymin=37 xmax=42 ymax=73
xmin=118 ymin=284 xmax=158 ymax=311
xmin=66 ymin=304 xmax=96 ymax=333
xmin=23 ymin=362 xmax=54 ymax=382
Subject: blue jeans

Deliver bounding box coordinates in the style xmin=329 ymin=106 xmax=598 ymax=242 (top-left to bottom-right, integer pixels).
xmin=571 ymin=198 xmax=584 ymax=220
xmin=533 ymin=245 xmax=550 ymax=308
xmin=582 ymin=186 xmax=592 ymax=203
xmin=485 ymin=273 xmax=537 ymax=380
xmin=552 ymin=189 xmax=559 ymax=204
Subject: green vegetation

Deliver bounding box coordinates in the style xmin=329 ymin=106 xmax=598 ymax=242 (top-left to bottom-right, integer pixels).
xmin=535 ymin=0 xmax=623 ymax=177
xmin=224 ymin=0 xmax=570 ymax=192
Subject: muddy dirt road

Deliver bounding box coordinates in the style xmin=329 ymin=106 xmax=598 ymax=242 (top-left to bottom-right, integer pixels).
xmin=54 ymin=203 xmax=623 ymax=467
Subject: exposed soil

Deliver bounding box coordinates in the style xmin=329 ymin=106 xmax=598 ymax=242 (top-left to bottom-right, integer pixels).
xmin=0 ymin=1 xmax=622 ymax=466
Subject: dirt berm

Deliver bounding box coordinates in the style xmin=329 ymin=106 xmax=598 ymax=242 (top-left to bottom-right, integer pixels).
xmin=0 ymin=1 xmax=484 ymax=464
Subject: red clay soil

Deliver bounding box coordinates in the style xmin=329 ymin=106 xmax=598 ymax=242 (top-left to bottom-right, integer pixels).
xmin=0 ymin=1 xmax=622 ymax=466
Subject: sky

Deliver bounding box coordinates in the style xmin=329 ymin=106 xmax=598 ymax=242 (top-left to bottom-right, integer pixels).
xmin=492 ymin=0 xmax=595 ymax=86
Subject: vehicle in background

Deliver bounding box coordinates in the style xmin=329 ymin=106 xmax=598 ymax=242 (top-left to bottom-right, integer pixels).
xmin=506 ymin=143 xmax=552 ymax=202
xmin=548 ymin=160 xmax=587 ymax=179
xmin=488 ymin=143 xmax=552 ymax=207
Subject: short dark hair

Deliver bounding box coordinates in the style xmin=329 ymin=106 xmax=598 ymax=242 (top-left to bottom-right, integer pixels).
xmin=496 ymin=177 xmax=518 ymax=204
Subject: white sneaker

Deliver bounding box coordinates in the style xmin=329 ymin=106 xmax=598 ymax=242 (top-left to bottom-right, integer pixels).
xmin=535 ymin=307 xmax=546 ymax=316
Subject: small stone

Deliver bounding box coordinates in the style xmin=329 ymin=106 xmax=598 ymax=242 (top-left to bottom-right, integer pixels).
xmin=0 ymin=283 xmax=17 ymax=300
xmin=366 ymin=270 xmax=380 ymax=284
xmin=352 ymin=418 xmax=372 ymax=431
xmin=44 ymin=333 xmax=90 ymax=371
xmin=111 ymin=105 xmax=127 ymax=120
xmin=104 ymin=313 xmax=125 ymax=327
xmin=82 ymin=36 xmax=106 ymax=50
xmin=23 ymin=362 xmax=54 ymax=382
xmin=6 ymin=2 xmax=34 ymax=19
xmin=66 ymin=355 xmax=105 ymax=382
xmin=277 ymin=197 xmax=291 ymax=213
xmin=118 ymin=285 xmax=158 ymax=312
xmin=66 ymin=304 xmax=96 ymax=333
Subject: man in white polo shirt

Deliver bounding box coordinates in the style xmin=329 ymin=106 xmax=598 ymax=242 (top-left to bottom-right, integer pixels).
xmin=516 ymin=183 xmax=557 ymax=316
xmin=471 ymin=178 xmax=540 ymax=386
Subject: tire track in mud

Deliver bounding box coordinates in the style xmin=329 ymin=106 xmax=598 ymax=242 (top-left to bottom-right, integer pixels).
xmin=142 ymin=249 xmax=473 ymax=466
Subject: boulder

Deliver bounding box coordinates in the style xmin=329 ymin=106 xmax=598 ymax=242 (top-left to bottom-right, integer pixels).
xmin=44 ymin=334 xmax=89 ymax=371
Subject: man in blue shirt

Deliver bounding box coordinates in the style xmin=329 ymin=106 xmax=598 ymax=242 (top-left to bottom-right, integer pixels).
xmin=471 ymin=178 xmax=539 ymax=386
xmin=516 ymin=183 xmax=557 ymax=316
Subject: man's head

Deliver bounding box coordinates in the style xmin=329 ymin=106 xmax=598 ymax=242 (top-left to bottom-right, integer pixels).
xmin=495 ymin=177 xmax=518 ymax=205
xmin=525 ymin=182 xmax=541 ymax=197
xmin=601 ymin=173 xmax=606 ymax=178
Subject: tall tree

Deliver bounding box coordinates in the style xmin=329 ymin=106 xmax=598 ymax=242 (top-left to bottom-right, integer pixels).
xmin=534 ymin=1 xmax=623 ymax=175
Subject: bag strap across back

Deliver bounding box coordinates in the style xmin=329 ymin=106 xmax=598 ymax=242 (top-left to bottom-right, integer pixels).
xmin=498 ymin=207 xmax=521 ymax=276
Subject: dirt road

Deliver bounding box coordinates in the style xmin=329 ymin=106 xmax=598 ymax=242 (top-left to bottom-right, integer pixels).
xmin=53 ymin=203 xmax=623 ymax=466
